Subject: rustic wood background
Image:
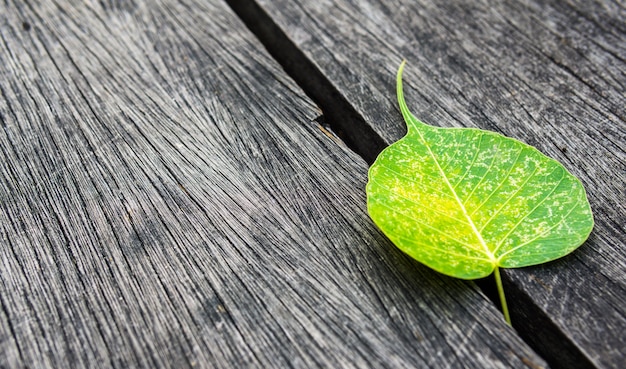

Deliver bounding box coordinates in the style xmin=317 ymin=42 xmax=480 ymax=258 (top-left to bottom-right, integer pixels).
xmin=1 ymin=0 xmax=624 ymax=368
xmin=228 ymin=0 xmax=626 ymax=368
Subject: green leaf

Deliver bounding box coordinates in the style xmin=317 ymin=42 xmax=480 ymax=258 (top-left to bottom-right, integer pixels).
xmin=367 ymin=61 xmax=593 ymax=292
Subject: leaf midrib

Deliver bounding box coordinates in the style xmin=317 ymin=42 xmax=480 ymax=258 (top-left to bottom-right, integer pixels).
xmin=416 ymin=130 xmax=496 ymax=264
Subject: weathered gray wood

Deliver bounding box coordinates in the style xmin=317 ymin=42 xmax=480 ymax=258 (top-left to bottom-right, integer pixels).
xmin=0 ymin=0 xmax=547 ymax=368
xmin=227 ymin=0 xmax=626 ymax=368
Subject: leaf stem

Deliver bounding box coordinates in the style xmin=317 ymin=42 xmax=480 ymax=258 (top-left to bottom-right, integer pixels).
xmin=494 ymin=266 xmax=511 ymax=325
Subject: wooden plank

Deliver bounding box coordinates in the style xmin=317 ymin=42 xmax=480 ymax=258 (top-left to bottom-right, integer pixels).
xmin=226 ymin=0 xmax=626 ymax=368
xmin=0 ymin=0 xmax=546 ymax=368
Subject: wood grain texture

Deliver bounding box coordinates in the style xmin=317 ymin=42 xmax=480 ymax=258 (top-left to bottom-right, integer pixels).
xmin=0 ymin=0 xmax=546 ymax=368
xmin=229 ymin=0 xmax=626 ymax=368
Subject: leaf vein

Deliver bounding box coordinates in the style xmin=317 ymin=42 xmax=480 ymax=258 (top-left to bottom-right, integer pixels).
xmin=388 ymin=234 xmax=492 ymax=262
xmin=373 ymin=200 xmax=484 ymax=252
xmin=440 ymin=133 xmax=466 ymax=172
xmin=376 ymin=162 xmax=453 ymax=198
xmin=452 ymin=132 xmax=485 ymax=189
xmin=496 ymin=188 xmax=583 ymax=261
xmin=468 ymin=146 xmax=525 ymax=217
xmin=492 ymin=168 xmax=566 ymax=255
xmin=370 ymin=180 xmax=469 ymax=224
xmin=477 ymin=157 xmax=546 ymax=233
xmin=462 ymin=139 xmax=503 ymax=205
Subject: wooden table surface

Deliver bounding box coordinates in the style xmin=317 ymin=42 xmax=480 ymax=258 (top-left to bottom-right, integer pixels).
xmin=0 ymin=0 xmax=623 ymax=368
